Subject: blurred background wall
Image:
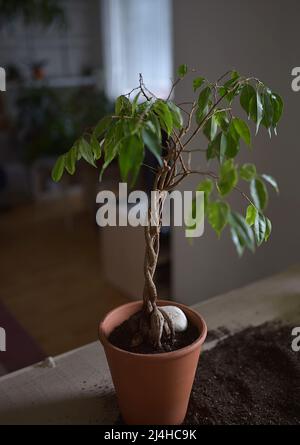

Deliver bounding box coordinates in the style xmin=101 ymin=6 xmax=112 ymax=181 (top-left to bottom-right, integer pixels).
xmin=172 ymin=0 xmax=300 ymax=303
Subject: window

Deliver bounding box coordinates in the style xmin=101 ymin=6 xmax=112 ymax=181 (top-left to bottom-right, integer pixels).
xmin=102 ymin=0 xmax=173 ymax=100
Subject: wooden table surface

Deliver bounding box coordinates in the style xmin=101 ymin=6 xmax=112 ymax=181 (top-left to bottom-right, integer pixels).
xmin=0 ymin=266 xmax=299 ymax=425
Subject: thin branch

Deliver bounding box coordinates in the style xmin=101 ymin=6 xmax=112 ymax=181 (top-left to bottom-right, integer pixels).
xmin=139 ymin=73 xmax=151 ymax=101
xmin=167 ymin=78 xmax=181 ymax=101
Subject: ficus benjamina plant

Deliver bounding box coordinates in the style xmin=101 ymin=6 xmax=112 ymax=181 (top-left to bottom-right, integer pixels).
xmin=52 ymin=65 xmax=283 ymax=350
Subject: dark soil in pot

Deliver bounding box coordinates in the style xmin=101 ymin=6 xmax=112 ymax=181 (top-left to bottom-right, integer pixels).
xmin=185 ymin=322 xmax=300 ymax=425
xmin=108 ymin=310 xmax=199 ymax=354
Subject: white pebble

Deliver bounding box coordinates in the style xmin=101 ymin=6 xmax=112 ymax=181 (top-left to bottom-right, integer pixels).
xmin=160 ymin=306 xmax=188 ymax=332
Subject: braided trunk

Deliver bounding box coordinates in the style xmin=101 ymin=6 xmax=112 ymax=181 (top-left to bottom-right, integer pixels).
xmin=131 ymin=192 xmax=175 ymax=349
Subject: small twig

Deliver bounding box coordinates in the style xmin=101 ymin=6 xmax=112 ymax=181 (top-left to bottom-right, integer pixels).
xmin=139 ymin=73 xmax=151 ymax=101
xmin=167 ymin=78 xmax=181 ymax=101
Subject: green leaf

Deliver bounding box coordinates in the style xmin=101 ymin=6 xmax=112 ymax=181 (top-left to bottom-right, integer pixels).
xmin=271 ymin=93 xmax=283 ymax=127
xmin=148 ymin=113 xmax=162 ymax=142
xmin=250 ymin=178 xmax=268 ymax=210
xmin=254 ymin=212 xmax=266 ymax=246
xmin=115 ymin=95 xmax=132 ymax=115
xmin=240 ymin=84 xmax=256 ymax=116
xmin=239 ymin=163 xmax=257 ymax=181
xmin=197 ymin=179 xmax=214 ymax=208
xmin=214 ymin=111 xmax=229 ymax=132
xmin=232 ymin=117 xmax=251 ymax=146
xmin=203 ymin=115 xmax=218 ymax=141
xmin=65 ymin=146 xmax=77 ymax=175
xmin=246 ymin=204 xmax=257 ymax=226
xmin=193 ymin=77 xmax=205 ymax=91
xmin=177 ymin=64 xmax=188 ymax=78
xmin=93 ymin=116 xmax=112 ymax=139
xmin=218 ymin=159 xmax=238 ymax=196
xmin=230 ymin=226 xmax=245 ymax=257
xmin=154 ymin=100 xmax=173 ymax=136
xmin=229 ymin=212 xmax=255 ymax=253
xmin=167 ymin=101 xmax=183 ymax=129
xmin=220 ymin=133 xmax=227 ymax=164
xmin=52 ymin=155 xmax=65 ymax=182
xmin=261 ymin=91 xmax=273 ymax=130
xmin=132 ymin=92 xmax=141 ymax=115
xmin=207 ymin=201 xmax=230 ymax=236
xmin=79 ymin=138 xmax=96 ymax=167
xmin=197 ymin=178 xmax=214 ymax=196
xmin=90 ymin=134 xmax=101 ymax=160
xmin=261 ymin=174 xmax=279 ymax=193
xmin=225 ymin=132 xmax=240 ymax=159
xmin=197 ymin=86 xmax=212 ymax=120
xmin=118 ymin=134 xmax=144 ymax=186
xmin=100 ymin=122 xmax=123 ymax=179
xmin=142 ymin=127 xmax=162 ymax=166
xmin=264 ymin=217 xmax=272 ymax=241
xmin=256 ymin=90 xmax=264 ymax=134
xmin=207 ymin=133 xmax=221 ymax=160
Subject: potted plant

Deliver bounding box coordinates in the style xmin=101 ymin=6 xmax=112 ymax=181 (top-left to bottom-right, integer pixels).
xmin=52 ymin=65 xmax=283 ymax=425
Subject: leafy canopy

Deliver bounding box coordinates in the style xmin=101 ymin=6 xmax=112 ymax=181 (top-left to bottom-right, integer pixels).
xmin=52 ymin=66 xmax=283 ymax=256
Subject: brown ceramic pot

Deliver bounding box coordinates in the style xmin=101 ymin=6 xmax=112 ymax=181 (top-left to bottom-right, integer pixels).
xmin=99 ymin=300 xmax=207 ymax=425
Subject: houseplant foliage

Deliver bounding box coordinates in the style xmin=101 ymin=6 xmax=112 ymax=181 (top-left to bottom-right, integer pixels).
xmin=52 ymin=66 xmax=283 ymax=350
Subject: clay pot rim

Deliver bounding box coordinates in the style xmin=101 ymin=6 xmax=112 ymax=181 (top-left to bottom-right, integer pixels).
xmin=99 ymin=300 xmax=207 ymax=360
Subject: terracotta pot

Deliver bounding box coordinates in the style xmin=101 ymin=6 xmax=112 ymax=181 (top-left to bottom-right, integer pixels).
xmin=99 ymin=300 xmax=207 ymax=425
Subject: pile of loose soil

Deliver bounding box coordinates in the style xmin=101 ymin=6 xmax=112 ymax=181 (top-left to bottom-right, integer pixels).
xmin=185 ymin=322 xmax=300 ymax=425
xmin=108 ymin=310 xmax=199 ymax=354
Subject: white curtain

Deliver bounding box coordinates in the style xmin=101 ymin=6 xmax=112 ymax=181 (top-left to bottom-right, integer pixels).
xmin=102 ymin=0 xmax=173 ymax=99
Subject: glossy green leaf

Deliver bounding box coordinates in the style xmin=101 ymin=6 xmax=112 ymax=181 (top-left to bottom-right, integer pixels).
xmin=220 ymin=133 xmax=227 ymax=164
xmin=154 ymin=100 xmax=173 ymax=136
xmin=254 ymin=212 xmax=266 ymax=246
xmin=261 ymin=174 xmax=279 ymax=193
xmin=142 ymin=127 xmax=162 ymax=166
xmin=167 ymin=101 xmax=183 ymax=129
xmin=232 ymin=117 xmax=251 ymax=146
xmin=203 ymin=115 xmax=218 ymax=141
xmin=115 ymin=95 xmax=132 ymax=115
xmin=79 ymin=138 xmax=96 ymax=167
xmin=264 ymin=217 xmax=272 ymax=242
xmin=177 ymin=64 xmax=188 ymax=78
xmin=207 ymin=133 xmax=221 ymax=160
xmin=90 ymin=134 xmax=101 ymax=160
xmin=240 ymin=84 xmax=256 ymax=116
xmin=271 ymin=93 xmax=283 ymax=127
xmin=256 ymin=90 xmax=264 ymax=134
xmin=229 ymin=212 xmax=255 ymax=253
xmin=246 ymin=204 xmax=257 ymax=226
xmin=132 ymin=92 xmax=141 ymax=115
xmin=214 ymin=111 xmax=229 ymax=132
xmin=240 ymin=163 xmax=257 ymax=181
xmin=250 ymin=178 xmax=268 ymax=210
xmin=230 ymin=226 xmax=245 ymax=257
xmin=207 ymin=201 xmax=230 ymax=236
xmin=225 ymin=132 xmax=240 ymax=158
xmin=197 ymin=178 xmax=214 ymax=195
xmin=197 ymin=86 xmax=212 ymax=120
xmin=197 ymin=179 xmax=214 ymax=208
xmin=218 ymin=159 xmax=238 ymax=196
xmin=52 ymin=155 xmax=65 ymax=182
xmin=261 ymin=91 xmax=273 ymax=130
xmin=193 ymin=77 xmax=205 ymax=91
xmin=118 ymin=135 xmax=144 ymax=186
xmin=93 ymin=116 xmax=112 ymax=139
xmin=65 ymin=146 xmax=77 ymax=175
